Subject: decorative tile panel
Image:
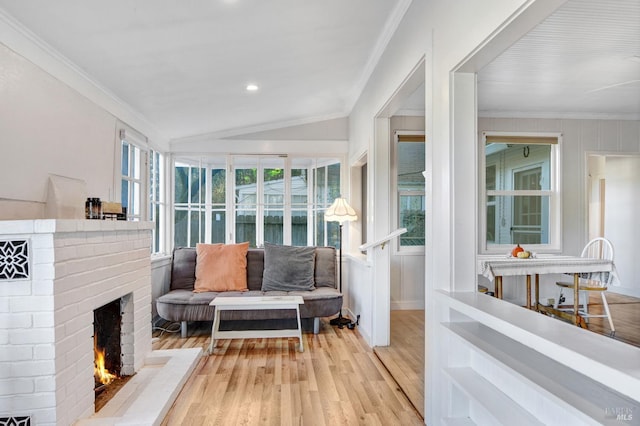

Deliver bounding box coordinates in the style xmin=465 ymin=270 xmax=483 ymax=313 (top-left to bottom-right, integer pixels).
xmin=0 ymin=417 xmax=31 ymax=426
xmin=0 ymin=240 xmax=29 ymax=280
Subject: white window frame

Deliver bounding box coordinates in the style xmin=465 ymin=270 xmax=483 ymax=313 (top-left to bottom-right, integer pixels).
xmin=118 ymin=127 xmax=149 ymax=222
xmin=479 ymin=131 xmax=562 ymax=254
xmin=171 ymin=155 xmax=342 ymax=249
xmin=392 ymin=130 xmax=426 ymax=254
xmin=149 ymin=149 xmax=167 ymax=255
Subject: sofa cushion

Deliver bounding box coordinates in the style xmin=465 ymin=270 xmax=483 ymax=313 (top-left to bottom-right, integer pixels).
xmin=314 ymin=246 xmax=337 ymax=288
xmin=246 ymin=249 xmax=265 ymax=291
xmin=170 ymin=247 xmax=197 ymax=290
xmin=261 ymin=243 xmax=316 ymax=291
xmin=194 ymin=242 xmax=249 ymax=292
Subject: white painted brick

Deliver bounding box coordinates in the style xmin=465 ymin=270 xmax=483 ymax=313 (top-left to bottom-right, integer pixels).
xmin=10 ymin=360 xmax=55 ymax=377
xmin=11 ymin=296 xmax=53 ymax=312
xmin=10 ymin=328 xmax=55 ymax=345
xmin=32 ymin=279 xmax=54 ymax=296
xmin=30 ymin=234 xmax=54 ymax=250
xmin=0 ymin=220 xmax=35 ymax=234
xmin=32 ymin=263 xmax=55 ymax=280
xmin=8 ymin=393 xmax=56 ymax=410
xmin=0 ymin=330 xmax=8 ymax=344
xmin=64 ymin=316 xmax=91 ymax=338
xmin=32 ymin=247 xmax=55 ymax=264
xmin=55 ymin=246 xmax=78 ymax=262
xmin=34 ymin=220 xmax=56 ymax=233
xmin=87 ymin=231 xmax=105 ymax=244
xmin=51 ymin=219 xmax=79 ymax=233
xmin=33 ymin=312 xmax=54 ymax=329
xmin=0 ymin=281 xmax=31 ymax=297
xmin=53 ymin=262 xmax=67 ymax=279
xmin=54 ymin=304 xmax=79 ymax=325
xmin=0 ymin=298 xmax=8 ymax=312
xmin=82 ymin=220 xmax=103 ymax=232
xmin=31 ymin=408 xmax=57 ymax=426
xmin=34 ymin=344 xmax=55 ymax=360
xmin=35 ymin=376 xmax=56 ymax=392
xmin=0 ymin=345 xmax=32 ymax=361
xmin=0 ymin=313 xmax=32 ymax=328
xmin=0 ymin=378 xmax=34 ymax=395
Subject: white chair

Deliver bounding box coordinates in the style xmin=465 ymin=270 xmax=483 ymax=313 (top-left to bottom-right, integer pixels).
xmin=553 ymin=237 xmax=615 ymax=335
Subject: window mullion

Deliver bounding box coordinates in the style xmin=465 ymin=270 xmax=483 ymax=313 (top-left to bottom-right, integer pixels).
xmin=283 ymin=158 xmax=292 ymax=245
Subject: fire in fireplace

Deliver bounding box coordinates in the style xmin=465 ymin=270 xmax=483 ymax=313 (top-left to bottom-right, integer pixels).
xmin=93 ymin=299 xmax=122 ymax=391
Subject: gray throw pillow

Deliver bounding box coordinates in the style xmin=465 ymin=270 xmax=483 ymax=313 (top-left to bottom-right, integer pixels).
xmin=261 ymin=243 xmax=316 ymax=291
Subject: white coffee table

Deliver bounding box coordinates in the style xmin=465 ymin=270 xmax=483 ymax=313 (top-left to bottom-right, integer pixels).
xmin=207 ymin=296 xmax=305 ymax=354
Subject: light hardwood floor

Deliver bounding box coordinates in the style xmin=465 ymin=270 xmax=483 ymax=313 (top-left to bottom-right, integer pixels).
xmin=153 ymin=320 xmax=423 ymax=425
xmin=373 ymin=310 xmax=424 ymax=419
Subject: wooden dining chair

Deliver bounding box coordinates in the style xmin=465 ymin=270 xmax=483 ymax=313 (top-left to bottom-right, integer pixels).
xmin=553 ymin=237 xmax=615 ymax=335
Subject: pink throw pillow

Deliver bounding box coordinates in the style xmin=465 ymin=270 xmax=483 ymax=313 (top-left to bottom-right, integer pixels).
xmin=193 ymin=242 xmax=249 ymax=292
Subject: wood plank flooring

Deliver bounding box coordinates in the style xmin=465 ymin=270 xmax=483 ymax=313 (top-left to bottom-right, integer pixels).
xmin=153 ymin=319 xmax=423 ymax=426
xmin=577 ymin=292 xmax=640 ymax=346
xmin=373 ymin=310 xmax=424 ymax=419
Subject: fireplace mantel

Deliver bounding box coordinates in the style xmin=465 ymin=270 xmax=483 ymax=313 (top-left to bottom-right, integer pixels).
xmin=0 ymin=219 xmax=153 ymax=425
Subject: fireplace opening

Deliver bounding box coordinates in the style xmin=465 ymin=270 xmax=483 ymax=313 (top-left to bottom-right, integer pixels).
xmin=93 ymin=298 xmax=130 ymax=411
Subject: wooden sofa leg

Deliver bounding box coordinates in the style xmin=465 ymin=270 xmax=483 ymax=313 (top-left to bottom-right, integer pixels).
xmin=181 ymin=321 xmax=187 ymax=338
xmin=313 ymin=317 xmax=320 ymax=334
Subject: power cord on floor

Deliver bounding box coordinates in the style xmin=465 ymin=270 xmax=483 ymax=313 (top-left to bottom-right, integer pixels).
xmin=152 ymin=317 xmax=181 ymax=337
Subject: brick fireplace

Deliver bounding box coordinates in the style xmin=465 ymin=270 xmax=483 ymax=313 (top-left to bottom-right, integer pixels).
xmin=0 ymin=220 xmax=153 ymax=425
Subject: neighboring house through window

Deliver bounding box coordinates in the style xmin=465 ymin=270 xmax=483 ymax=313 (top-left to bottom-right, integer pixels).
xmin=173 ymin=155 xmax=341 ymax=248
xmin=481 ymin=132 xmax=561 ymax=253
xmin=394 ymin=131 xmax=426 ymax=252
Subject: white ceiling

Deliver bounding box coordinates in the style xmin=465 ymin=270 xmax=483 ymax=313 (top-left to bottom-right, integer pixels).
xmin=478 ymin=0 xmax=640 ymax=120
xmin=0 ymin=0 xmax=638 ymax=142
xmin=0 ymin=0 xmax=408 ymax=140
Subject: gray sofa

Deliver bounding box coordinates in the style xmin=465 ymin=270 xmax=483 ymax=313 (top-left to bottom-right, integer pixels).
xmin=156 ymin=246 xmax=342 ymax=337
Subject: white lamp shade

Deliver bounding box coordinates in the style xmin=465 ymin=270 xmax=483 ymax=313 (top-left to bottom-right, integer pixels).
xmin=324 ymin=197 xmax=357 ymax=223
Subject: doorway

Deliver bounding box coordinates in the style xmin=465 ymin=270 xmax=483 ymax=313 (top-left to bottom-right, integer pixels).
xmin=369 ymin=61 xmax=426 ymax=419
xmin=587 ymin=154 xmax=640 ymax=299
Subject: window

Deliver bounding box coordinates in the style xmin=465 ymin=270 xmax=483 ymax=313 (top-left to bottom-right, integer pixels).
xmin=149 ymin=149 xmax=166 ymax=254
xmin=119 ymin=127 xmax=168 ymax=255
xmin=394 ymin=132 xmax=426 ymax=251
xmin=174 ymin=161 xmax=206 ymax=247
xmin=121 ymin=139 xmax=144 ymax=221
xmin=481 ymin=132 xmax=561 ymax=253
xmin=173 ymin=156 xmax=341 ymax=248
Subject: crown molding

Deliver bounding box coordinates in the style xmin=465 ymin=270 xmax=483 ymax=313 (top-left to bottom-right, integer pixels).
xmin=0 ymin=8 xmax=168 ymax=149
xmin=479 ymin=110 xmax=640 ymax=121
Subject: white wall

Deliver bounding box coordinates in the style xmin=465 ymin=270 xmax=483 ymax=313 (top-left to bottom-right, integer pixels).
xmin=0 ymin=43 xmax=117 ymax=219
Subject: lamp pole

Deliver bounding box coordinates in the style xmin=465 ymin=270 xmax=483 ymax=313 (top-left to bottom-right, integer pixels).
xmin=325 ymin=197 xmax=357 ymax=329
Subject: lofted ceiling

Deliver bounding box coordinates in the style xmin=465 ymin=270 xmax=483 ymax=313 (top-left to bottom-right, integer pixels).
xmin=0 ymin=0 xmax=409 ymax=140
xmin=0 ymin=0 xmax=638 ymax=144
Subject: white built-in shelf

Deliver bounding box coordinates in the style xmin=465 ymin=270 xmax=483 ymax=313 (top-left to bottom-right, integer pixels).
xmin=444 ymin=367 xmax=544 ymax=426
xmin=444 ymin=321 xmax=640 ymax=424
xmin=437 ymin=290 xmax=640 ymax=402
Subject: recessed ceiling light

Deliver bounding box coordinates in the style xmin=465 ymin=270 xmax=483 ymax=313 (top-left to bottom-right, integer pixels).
xmin=246 ymin=84 xmax=259 ymax=92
